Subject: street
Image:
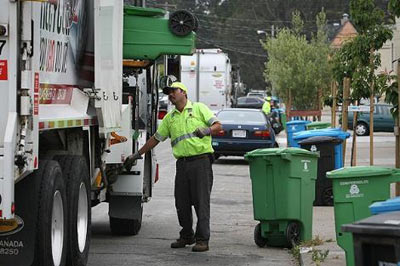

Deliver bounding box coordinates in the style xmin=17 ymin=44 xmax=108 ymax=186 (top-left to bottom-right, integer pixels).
xmin=87 ymin=125 xmax=395 ymax=266
xmin=88 ymin=140 xmax=296 ymax=266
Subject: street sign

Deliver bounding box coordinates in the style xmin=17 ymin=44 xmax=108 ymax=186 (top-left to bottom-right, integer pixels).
xmin=348 ymin=105 xmax=371 ymax=112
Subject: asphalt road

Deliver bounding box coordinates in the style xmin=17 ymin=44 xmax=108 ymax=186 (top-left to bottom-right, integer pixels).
xmin=88 ymin=141 xmax=296 ymax=266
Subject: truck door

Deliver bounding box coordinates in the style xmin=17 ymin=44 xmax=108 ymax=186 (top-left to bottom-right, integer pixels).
xmin=94 ymin=0 xmax=123 ymax=133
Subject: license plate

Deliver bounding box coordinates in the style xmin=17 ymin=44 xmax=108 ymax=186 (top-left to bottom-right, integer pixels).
xmin=232 ymin=130 xmax=246 ymax=138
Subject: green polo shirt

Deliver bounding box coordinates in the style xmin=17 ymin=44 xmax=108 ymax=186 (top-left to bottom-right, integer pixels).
xmin=154 ymin=100 xmax=219 ymax=159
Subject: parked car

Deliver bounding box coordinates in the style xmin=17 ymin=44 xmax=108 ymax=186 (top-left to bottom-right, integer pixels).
xmin=234 ymin=96 xmax=265 ymax=109
xmin=348 ymin=104 xmax=394 ymax=136
xmin=247 ymin=92 xmax=266 ymax=99
xmin=212 ymin=108 xmax=277 ymax=159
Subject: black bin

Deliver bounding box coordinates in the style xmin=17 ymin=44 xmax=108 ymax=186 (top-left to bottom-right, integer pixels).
xmin=298 ymin=136 xmax=342 ymax=206
xmin=342 ymin=211 xmax=400 ymax=266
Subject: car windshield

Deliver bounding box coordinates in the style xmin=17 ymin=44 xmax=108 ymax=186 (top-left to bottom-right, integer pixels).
xmin=247 ymin=93 xmax=264 ymax=98
xmin=217 ymin=110 xmax=266 ymax=124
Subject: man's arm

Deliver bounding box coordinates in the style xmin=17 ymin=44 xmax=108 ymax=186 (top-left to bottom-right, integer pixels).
xmin=124 ymin=136 xmax=160 ymax=170
xmin=138 ymin=136 xmax=160 ymax=155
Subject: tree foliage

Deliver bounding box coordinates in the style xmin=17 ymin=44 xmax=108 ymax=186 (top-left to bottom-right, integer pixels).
xmin=262 ymin=10 xmax=332 ymax=110
xmin=332 ymin=0 xmax=393 ymax=104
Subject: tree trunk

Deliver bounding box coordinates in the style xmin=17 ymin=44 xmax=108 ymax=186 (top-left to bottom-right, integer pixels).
xmin=332 ymin=81 xmax=337 ymax=127
xmin=351 ymin=102 xmax=358 ymax=166
xmin=396 ymin=61 xmax=400 ymax=196
xmin=342 ymin=77 xmax=351 ymax=165
xmin=369 ymin=50 xmax=375 ymax=166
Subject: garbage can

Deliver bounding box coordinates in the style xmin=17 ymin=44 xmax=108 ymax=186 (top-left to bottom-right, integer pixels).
xmin=298 ymin=136 xmax=343 ymax=206
xmin=342 ymin=211 xmax=400 ymax=266
xmin=280 ymin=110 xmax=287 ymax=130
xmin=293 ymin=128 xmax=350 ymax=168
xmin=306 ymin=121 xmax=331 ymax=130
xmin=245 ymin=148 xmax=319 ymax=248
xmin=370 ymin=196 xmax=400 ymax=214
xmin=286 ymin=120 xmax=311 ymax=147
xmin=123 ymin=6 xmax=196 ymax=60
xmin=327 ymin=166 xmax=400 ymax=266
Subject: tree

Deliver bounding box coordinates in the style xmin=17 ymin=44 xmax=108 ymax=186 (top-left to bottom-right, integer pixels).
xmin=332 ymin=0 xmax=393 ymax=103
xmin=262 ymin=10 xmax=332 ymax=110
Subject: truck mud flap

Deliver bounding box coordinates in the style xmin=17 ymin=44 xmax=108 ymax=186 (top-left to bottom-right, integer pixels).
xmin=0 ymin=173 xmax=41 ymax=266
xmin=109 ymin=195 xmax=142 ymax=220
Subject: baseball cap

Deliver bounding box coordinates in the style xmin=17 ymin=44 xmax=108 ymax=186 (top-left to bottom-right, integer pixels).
xmin=162 ymin=82 xmax=188 ymax=95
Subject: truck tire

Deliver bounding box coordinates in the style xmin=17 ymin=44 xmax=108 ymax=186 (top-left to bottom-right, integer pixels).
xmin=109 ymin=205 xmax=143 ymax=235
xmin=35 ymin=160 xmax=67 ymax=266
xmin=54 ymin=155 xmax=91 ymax=266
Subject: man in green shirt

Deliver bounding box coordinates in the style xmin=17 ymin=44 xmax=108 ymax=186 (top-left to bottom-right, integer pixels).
xmin=124 ymin=82 xmax=222 ymax=252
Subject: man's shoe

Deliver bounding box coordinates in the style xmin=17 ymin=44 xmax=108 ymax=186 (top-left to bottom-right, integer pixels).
xmin=192 ymin=241 xmax=209 ymax=252
xmin=170 ymin=238 xmax=195 ymax=248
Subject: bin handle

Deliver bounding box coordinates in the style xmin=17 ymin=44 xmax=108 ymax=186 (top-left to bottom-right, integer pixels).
xmin=391 ymin=168 xmax=400 ymax=182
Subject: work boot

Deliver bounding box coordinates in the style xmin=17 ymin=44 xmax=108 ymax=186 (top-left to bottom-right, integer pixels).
xmin=192 ymin=241 xmax=209 ymax=252
xmin=170 ymin=238 xmax=195 ymax=248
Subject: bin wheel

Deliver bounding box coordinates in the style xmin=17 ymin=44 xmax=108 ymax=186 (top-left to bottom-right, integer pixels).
xmin=322 ymin=187 xmax=333 ymax=206
xmin=168 ymin=10 xmax=196 ymax=36
xmin=286 ymin=222 xmax=301 ymax=247
xmin=254 ymin=223 xmax=267 ymax=247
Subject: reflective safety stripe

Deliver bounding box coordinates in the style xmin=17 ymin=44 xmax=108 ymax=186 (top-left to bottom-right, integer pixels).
xmin=208 ymin=117 xmax=220 ymax=126
xmin=171 ymin=133 xmax=197 ymax=147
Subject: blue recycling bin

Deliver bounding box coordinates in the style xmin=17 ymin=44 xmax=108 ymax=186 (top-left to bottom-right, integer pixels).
xmin=370 ymin=197 xmax=400 ymax=214
xmin=286 ymin=120 xmax=311 ymax=147
xmin=293 ymin=128 xmax=350 ymax=169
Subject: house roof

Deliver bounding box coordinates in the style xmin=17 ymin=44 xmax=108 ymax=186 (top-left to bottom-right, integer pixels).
xmin=330 ymin=20 xmax=358 ymax=49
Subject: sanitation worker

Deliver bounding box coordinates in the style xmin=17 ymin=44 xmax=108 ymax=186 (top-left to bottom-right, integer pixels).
xmin=124 ymin=82 xmax=222 ymax=252
xmin=262 ymin=96 xmax=271 ymax=115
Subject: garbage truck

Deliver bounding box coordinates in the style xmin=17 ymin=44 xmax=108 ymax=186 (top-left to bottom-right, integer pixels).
xmin=180 ymin=48 xmax=232 ymax=112
xmin=0 ymin=1 xmax=196 ymax=266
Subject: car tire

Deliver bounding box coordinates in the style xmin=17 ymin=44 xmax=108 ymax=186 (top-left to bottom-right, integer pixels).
xmin=355 ymin=122 xmax=369 ymax=136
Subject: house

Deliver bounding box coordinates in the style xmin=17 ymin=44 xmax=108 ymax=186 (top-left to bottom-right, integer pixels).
xmin=329 ymin=14 xmax=358 ymax=49
xmin=376 ymin=18 xmax=400 ymax=75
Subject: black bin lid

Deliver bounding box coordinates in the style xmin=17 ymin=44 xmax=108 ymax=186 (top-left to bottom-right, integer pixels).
xmin=298 ymin=136 xmax=343 ymax=145
xmin=342 ymin=211 xmax=400 ymax=237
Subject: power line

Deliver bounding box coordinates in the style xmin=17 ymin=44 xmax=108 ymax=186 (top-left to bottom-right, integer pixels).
xmin=197 ymin=36 xmax=267 ymax=58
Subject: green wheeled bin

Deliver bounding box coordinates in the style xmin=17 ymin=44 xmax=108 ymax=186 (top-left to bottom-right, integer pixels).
xmin=245 ymin=148 xmax=319 ymax=247
xmin=327 ymin=166 xmax=400 ymax=266
xmin=123 ymin=6 xmax=196 ymax=60
xmin=306 ymin=121 xmax=331 ymax=130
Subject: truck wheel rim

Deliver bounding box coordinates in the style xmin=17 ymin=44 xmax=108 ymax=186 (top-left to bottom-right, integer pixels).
xmin=52 ymin=191 xmax=64 ymax=266
xmin=77 ymin=182 xmax=88 ymax=253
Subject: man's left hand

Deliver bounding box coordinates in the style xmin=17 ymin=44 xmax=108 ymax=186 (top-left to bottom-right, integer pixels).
xmin=124 ymin=152 xmax=142 ymax=170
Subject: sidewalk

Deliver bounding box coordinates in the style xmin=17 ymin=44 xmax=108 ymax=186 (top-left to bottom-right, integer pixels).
xmin=275 ymin=126 xmax=395 ymax=266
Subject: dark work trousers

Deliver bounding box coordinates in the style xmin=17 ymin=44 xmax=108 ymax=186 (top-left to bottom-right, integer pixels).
xmin=175 ymin=155 xmax=214 ymax=242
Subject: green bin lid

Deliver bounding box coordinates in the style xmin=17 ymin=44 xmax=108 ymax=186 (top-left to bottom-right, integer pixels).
xmin=124 ymin=6 xmax=166 ymax=17
xmin=326 ymin=166 xmax=393 ymax=179
xmin=245 ymin=147 xmax=318 ymax=159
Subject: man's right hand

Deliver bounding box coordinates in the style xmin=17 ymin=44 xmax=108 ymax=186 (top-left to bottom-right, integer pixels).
xmin=124 ymin=152 xmax=142 ymax=171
